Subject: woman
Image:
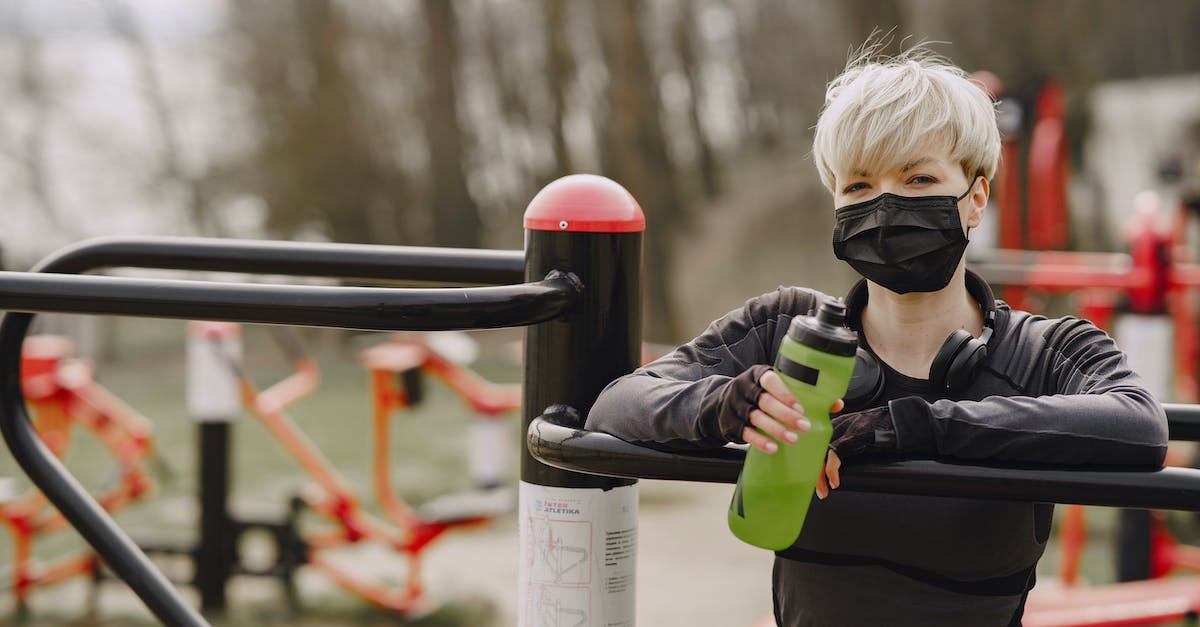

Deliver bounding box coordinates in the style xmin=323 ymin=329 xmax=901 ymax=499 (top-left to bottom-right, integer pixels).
xmin=584 ymin=47 xmax=1167 ymax=626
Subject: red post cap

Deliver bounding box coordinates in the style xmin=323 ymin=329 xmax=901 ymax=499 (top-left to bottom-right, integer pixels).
xmin=524 ymin=174 xmax=645 ymax=233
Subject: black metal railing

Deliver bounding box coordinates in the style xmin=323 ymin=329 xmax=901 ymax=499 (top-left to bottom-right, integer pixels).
xmin=527 ymin=404 xmax=1200 ymax=512
xmin=0 ymin=236 xmax=570 ymax=627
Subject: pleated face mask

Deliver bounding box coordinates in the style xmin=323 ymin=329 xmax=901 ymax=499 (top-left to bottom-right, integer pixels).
xmin=831 ymin=183 xmax=974 ymax=294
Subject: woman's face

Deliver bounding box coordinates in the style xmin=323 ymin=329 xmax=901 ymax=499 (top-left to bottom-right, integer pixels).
xmin=833 ymin=150 xmax=987 ymax=233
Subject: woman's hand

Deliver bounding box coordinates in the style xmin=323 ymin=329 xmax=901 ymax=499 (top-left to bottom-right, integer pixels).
xmin=741 ymin=369 xmax=845 ymax=454
xmin=816 ymin=406 xmax=897 ymax=499
xmin=815 ymin=450 xmax=842 ymax=500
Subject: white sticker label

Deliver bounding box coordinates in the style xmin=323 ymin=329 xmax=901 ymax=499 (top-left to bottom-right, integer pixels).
xmin=518 ymin=481 xmax=638 ymax=627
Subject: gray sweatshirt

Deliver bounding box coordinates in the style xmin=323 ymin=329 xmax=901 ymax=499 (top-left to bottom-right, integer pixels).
xmin=584 ymin=283 xmax=1167 ymax=627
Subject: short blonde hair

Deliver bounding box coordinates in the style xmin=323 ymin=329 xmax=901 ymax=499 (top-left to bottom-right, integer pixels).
xmin=812 ymin=45 xmax=1001 ymax=193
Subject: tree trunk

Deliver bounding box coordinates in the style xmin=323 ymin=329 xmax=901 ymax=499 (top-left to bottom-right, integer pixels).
xmin=543 ymin=0 xmax=575 ymax=179
xmin=594 ymin=0 xmax=687 ymax=342
xmin=675 ymin=0 xmax=722 ymax=199
xmin=423 ymin=0 xmax=481 ymax=248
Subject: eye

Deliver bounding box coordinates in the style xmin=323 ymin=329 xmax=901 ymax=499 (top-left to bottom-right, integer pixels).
xmin=908 ymin=175 xmax=938 ymax=185
xmin=842 ymin=182 xmax=870 ymax=194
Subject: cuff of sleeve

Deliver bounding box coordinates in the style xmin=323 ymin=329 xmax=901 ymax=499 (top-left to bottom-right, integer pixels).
xmin=700 ymin=364 xmax=771 ymax=444
xmin=888 ymin=395 xmax=935 ymax=454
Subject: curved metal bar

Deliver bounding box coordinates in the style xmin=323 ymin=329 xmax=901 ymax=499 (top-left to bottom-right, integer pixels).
xmin=527 ymin=414 xmax=1200 ymax=512
xmin=33 ymin=235 xmax=525 ymax=284
xmin=0 ymin=236 xmax=539 ymax=626
xmin=0 ymin=311 xmax=206 ymax=626
xmin=0 ymin=271 xmax=579 ymax=332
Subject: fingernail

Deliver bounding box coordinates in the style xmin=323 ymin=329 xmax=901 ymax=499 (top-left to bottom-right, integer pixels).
xmin=783 ymin=431 xmax=798 ymax=443
xmin=816 ymin=490 xmax=826 ymax=500
xmin=765 ymin=441 xmax=778 ymax=454
xmin=792 ymin=403 xmax=804 ymax=412
xmin=795 ymin=419 xmax=811 ymax=430
xmin=831 ymin=477 xmax=840 ymax=489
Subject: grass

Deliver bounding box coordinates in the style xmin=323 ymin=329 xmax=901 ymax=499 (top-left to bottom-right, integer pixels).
xmin=0 ymin=319 xmax=522 ymax=625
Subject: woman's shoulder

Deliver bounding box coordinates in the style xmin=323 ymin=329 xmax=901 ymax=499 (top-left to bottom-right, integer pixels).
xmin=995 ymin=302 xmax=1112 ymax=353
xmin=738 ymin=285 xmax=827 ymax=320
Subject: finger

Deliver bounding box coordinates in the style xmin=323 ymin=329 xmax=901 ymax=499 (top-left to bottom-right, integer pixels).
xmin=825 ymin=450 xmax=842 ymax=490
xmin=749 ymin=408 xmax=797 ymax=444
xmin=815 ymin=466 xmax=828 ymax=500
xmin=741 ymin=425 xmax=778 ymax=454
xmin=757 ymin=393 xmax=809 ymax=432
xmin=758 ymin=370 xmax=798 ymax=407
xmin=831 ymin=398 xmax=845 ymax=414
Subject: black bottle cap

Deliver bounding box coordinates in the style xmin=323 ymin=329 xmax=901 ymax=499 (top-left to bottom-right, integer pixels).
xmin=786 ymin=297 xmax=858 ymax=357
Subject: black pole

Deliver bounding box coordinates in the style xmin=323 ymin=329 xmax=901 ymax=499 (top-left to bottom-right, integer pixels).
xmin=519 ymin=175 xmax=644 ymax=625
xmin=196 ymin=423 xmax=232 ymax=612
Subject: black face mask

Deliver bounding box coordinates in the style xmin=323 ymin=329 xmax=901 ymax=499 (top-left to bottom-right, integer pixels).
xmin=832 ymin=184 xmax=974 ymax=294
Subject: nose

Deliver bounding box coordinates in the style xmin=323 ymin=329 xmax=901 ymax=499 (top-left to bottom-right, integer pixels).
xmin=875 ymin=178 xmax=905 ymax=196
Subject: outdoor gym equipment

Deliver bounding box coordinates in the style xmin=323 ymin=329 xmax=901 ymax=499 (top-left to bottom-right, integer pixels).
xmin=2 ymin=334 xmax=158 ymax=613
xmin=6 ymin=175 xmax=1200 ymax=626
xmin=3 ymin=336 xmax=156 ymax=607
xmin=218 ymin=325 xmax=517 ymax=613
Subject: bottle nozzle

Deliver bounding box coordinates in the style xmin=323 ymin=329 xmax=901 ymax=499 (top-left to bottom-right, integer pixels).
xmin=816 ymin=298 xmax=847 ymax=327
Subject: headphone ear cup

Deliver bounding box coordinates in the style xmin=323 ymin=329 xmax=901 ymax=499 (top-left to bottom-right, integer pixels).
xmin=844 ymin=348 xmax=886 ymax=409
xmin=945 ymin=339 xmax=988 ymax=392
xmin=929 ymin=330 xmax=974 ymax=393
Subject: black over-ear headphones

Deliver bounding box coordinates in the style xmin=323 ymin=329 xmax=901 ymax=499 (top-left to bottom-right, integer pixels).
xmin=842 ymin=269 xmax=996 ymax=408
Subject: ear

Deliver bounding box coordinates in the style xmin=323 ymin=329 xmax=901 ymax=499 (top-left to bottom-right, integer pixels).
xmin=964 ymin=177 xmax=989 ymax=229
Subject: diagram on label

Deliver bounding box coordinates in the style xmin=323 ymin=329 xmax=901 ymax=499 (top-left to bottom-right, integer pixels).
xmin=531 ymin=514 xmax=591 ymax=584
xmin=532 ymin=584 xmax=589 ymax=627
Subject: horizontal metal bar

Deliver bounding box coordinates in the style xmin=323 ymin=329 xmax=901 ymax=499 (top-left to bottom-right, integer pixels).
xmin=1165 ymin=403 xmax=1200 ymax=440
xmin=0 ymin=236 xmax=534 ymax=626
xmin=527 ymin=414 xmax=1200 ymax=511
xmin=35 ymin=235 xmax=525 ymax=284
xmin=0 ymin=270 xmax=578 ymax=331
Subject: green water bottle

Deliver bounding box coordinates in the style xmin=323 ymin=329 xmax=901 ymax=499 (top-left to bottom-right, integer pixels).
xmin=728 ymin=296 xmax=858 ymax=550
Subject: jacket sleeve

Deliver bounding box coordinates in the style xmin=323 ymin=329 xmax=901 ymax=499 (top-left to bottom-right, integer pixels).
xmin=584 ymin=288 xmax=816 ymax=449
xmin=890 ymin=316 xmax=1168 ymax=467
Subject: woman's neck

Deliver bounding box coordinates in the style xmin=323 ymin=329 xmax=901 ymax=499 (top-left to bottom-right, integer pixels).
xmin=860 ymin=266 xmax=984 ymax=379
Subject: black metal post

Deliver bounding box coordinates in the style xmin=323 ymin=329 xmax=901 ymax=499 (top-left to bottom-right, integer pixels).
xmin=519 ymin=175 xmax=643 ymax=625
xmin=196 ymin=423 xmax=232 ymax=612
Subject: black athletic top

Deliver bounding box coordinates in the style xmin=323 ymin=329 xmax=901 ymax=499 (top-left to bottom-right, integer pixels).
xmin=584 ymin=282 xmax=1167 ymax=627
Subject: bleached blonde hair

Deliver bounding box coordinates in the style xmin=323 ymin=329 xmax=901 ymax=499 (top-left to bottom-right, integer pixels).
xmin=812 ymin=43 xmax=1001 ymax=193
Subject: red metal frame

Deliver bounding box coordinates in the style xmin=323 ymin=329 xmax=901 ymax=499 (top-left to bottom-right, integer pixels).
xmin=2 ymin=336 xmax=156 ymax=608
xmin=234 ymin=331 xmax=519 ymax=613
xmin=3 ymin=329 xmax=520 ymax=616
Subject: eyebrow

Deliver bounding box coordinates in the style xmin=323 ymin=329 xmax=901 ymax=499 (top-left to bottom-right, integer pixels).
xmin=900 ymin=157 xmax=937 ymax=172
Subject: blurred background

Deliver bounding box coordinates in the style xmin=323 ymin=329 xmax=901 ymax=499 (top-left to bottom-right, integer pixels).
xmin=0 ymin=0 xmax=1199 ymax=625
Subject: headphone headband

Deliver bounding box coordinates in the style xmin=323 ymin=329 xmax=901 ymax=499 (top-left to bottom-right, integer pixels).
xmin=843 ymin=269 xmax=996 ymax=340
xmin=840 ymin=269 xmax=998 ymax=405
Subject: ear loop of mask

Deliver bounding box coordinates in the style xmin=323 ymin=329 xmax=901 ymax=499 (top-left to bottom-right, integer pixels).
xmin=959 ymin=176 xmax=981 ymax=239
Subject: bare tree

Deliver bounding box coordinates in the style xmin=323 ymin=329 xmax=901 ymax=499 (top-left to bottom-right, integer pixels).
xmin=103 ymin=0 xmax=229 ymax=236
xmin=594 ymin=0 xmax=689 ymax=342
xmin=543 ymin=0 xmax=575 ymax=179
xmin=674 ymin=0 xmax=722 ymax=199
xmin=422 ymin=0 xmax=481 ymax=248
xmin=6 ymin=4 xmax=72 ymax=239
xmin=226 ymin=0 xmax=409 ymax=244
